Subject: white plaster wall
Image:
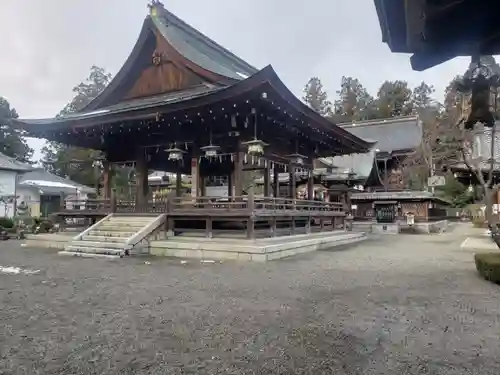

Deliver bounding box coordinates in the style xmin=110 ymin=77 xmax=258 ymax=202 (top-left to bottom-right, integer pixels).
xmin=0 ymin=170 xmax=18 ymax=218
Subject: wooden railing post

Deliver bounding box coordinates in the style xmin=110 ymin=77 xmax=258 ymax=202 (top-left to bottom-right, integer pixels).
xmin=110 ymin=189 xmax=117 ymax=213
xmin=247 ymin=189 xmax=255 ymax=213
xmin=59 ymin=193 xmax=65 ymax=212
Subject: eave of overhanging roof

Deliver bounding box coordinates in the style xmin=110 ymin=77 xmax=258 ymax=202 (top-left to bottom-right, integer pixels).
xmin=15 ymin=66 xmax=374 ymax=154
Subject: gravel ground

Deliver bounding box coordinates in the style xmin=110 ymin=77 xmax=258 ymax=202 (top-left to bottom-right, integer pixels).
xmin=1 ymin=224 xmax=500 ymax=374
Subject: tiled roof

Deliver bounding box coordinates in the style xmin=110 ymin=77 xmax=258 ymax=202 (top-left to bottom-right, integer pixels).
xmin=339 ymin=116 xmax=422 ymax=153
xmin=351 ymin=190 xmax=450 ymax=204
xmin=0 ymin=153 xmax=33 ymax=172
xmin=152 ymin=6 xmax=258 ymax=81
xmin=17 ymin=169 xmax=95 ymax=194
xmin=319 ymin=151 xmax=376 ymax=180
xmin=16 ymin=85 xmax=223 ymax=126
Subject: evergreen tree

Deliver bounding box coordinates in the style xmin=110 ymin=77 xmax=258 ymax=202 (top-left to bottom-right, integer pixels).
xmin=302 ymin=77 xmax=332 ymax=116
xmin=332 ymin=76 xmax=377 ymax=122
xmin=376 ymin=80 xmax=413 ymax=117
xmin=0 ymin=97 xmax=33 ymax=163
xmin=41 ymin=66 xmax=112 ymax=187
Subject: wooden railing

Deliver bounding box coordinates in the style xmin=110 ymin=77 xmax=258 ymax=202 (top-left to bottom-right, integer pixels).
xmin=168 ymin=196 xmax=343 ymax=214
xmin=61 ymin=198 xmax=111 ymax=213
xmin=59 ymin=195 xmax=344 ymax=216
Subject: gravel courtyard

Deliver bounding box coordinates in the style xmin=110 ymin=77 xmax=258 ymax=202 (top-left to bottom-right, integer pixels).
xmin=1 ymin=224 xmax=500 ymax=374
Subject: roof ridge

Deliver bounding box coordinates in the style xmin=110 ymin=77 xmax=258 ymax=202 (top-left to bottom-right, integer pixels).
xmin=155 ymin=6 xmax=258 ymax=74
xmin=339 ymin=116 xmax=419 ymax=128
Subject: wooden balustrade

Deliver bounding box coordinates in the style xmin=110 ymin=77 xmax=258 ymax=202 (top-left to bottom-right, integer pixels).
xmin=61 ymin=198 xmax=111 ymax=213
xmin=58 ymin=195 xmax=345 ymax=217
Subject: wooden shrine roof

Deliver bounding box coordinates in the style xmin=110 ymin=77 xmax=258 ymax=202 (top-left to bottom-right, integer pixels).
xmin=14 ymin=2 xmax=375 ymax=157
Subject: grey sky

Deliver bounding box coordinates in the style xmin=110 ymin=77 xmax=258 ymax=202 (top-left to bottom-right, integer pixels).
xmin=1 ymin=0 xmax=472 ymax=161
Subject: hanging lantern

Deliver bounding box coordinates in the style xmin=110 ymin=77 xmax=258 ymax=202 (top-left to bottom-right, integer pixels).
xmin=242 ymin=139 xmax=268 ymax=156
xmin=200 ymin=144 xmax=220 ymax=158
xmin=457 ymin=57 xmax=500 ymax=129
xmin=286 ymin=153 xmax=308 ymax=166
xmin=201 ymin=125 xmax=220 ymax=158
xmin=165 ymin=146 xmax=185 ymax=161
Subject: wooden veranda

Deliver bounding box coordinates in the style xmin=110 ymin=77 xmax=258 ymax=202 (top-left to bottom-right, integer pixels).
xmin=56 ymin=192 xmax=346 ymax=239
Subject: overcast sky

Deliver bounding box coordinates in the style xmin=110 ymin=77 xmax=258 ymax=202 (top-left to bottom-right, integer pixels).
xmin=1 ymin=0 xmax=473 ymax=162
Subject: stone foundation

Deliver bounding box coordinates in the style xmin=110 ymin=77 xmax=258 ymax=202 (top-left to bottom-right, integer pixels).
xmin=150 ymin=231 xmax=367 ymax=262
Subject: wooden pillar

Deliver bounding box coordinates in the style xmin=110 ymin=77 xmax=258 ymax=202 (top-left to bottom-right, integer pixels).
xmin=175 ymin=169 xmax=182 ymax=197
xmin=307 ymin=169 xmax=314 ymax=200
xmin=246 ymin=188 xmax=255 ymax=239
xmin=273 ymin=168 xmax=279 ymax=198
xmin=227 ymin=172 xmax=233 ymax=198
xmin=263 ymin=167 xmax=270 ymax=197
xmin=190 ymin=157 xmax=199 ymax=197
xmin=288 ymin=165 xmax=296 ymax=198
xmin=102 ymin=161 xmax=112 ymax=200
xmin=135 ymin=150 xmax=148 ymax=209
xmin=234 ymin=148 xmax=244 ymax=197
xmin=200 ymin=176 xmax=206 ymax=196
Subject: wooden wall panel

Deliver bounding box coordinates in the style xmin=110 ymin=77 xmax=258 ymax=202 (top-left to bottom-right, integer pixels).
xmin=124 ymin=31 xmax=205 ymax=100
xmin=125 ymin=61 xmax=203 ymax=99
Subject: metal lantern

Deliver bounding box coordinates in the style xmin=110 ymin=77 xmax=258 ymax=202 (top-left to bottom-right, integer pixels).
xmin=165 ymin=146 xmax=185 ymax=161
xmin=200 ymin=144 xmax=220 ymax=158
xmin=457 ymin=57 xmax=500 ymax=129
xmin=286 ymin=153 xmax=308 ymax=166
xmin=242 ymin=139 xmax=268 ymax=156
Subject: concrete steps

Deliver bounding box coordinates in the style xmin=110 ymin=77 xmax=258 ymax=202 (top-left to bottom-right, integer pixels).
xmin=60 ymin=214 xmax=164 ymax=259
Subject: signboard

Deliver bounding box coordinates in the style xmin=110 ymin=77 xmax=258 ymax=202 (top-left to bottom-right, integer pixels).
xmin=427 ymin=176 xmax=445 ymax=187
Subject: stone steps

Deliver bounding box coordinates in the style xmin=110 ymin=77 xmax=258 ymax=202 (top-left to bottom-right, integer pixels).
xmin=81 ymin=235 xmax=129 ymax=243
xmin=70 ymin=240 xmax=132 ymax=250
xmin=61 ymin=215 xmax=164 ymax=258
xmin=59 ymin=250 xmax=123 ymax=259
xmin=99 ymin=223 xmax=147 ymax=230
xmin=88 ymin=230 xmax=136 ymax=237
xmin=65 ymin=245 xmax=126 ymax=256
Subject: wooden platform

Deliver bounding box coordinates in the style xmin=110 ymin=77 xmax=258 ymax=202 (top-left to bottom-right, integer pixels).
xmin=54 ymin=195 xmax=347 ymax=239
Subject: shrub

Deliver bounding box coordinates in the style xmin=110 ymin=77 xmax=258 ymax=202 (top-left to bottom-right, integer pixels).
xmin=0 ymin=217 xmax=14 ymax=229
xmin=33 ymin=220 xmax=54 ymax=234
xmin=475 ymin=253 xmax=500 ymax=284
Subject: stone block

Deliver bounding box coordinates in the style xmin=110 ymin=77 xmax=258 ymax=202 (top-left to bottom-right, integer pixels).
xmin=372 ymin=223 xmax=400 ymax=234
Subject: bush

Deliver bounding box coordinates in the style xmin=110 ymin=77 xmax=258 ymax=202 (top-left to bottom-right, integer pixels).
xmin=0 ymin=217 xmax=14 ymax=229
xmin=475 ymin=253 xmax=500 ymax=283
xmin=33 ymin=219 xmax=54 ymax=234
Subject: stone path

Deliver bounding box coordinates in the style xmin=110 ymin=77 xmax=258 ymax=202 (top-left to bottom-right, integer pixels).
xmin=1 ymin=224 xmax=500 ymax=374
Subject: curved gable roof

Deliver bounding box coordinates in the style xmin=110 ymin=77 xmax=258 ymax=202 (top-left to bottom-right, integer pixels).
xmin=83 ymin=3 xmax=258 ymax=112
